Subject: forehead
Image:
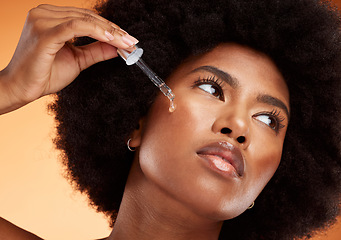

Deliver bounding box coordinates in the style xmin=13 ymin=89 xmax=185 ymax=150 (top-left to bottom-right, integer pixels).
xmin=168 ymin=43 xmax=290 ymax=111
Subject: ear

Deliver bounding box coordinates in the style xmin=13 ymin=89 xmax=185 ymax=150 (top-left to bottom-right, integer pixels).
xmin=128 ymin=118 xmax=145 ymax=148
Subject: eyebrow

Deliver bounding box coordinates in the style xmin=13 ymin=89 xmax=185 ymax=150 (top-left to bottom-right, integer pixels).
xmin=257 ymin=94 xmax=290 ymax=119
xmin=190 ymin=65 xmax=239 ymax=89
xmin=190 ymin=65 xmax=290 ymax=118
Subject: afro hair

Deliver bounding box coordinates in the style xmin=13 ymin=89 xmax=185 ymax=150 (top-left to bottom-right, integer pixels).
xmin=50 ymin=0 xmax=341 ymax=239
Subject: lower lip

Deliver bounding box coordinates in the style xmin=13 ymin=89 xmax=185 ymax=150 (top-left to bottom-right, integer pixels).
xmin=198 ymin=154 xmax=239 ymax=178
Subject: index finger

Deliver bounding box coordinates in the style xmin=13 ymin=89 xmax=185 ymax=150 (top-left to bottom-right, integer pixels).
xmin=37 ymin=4 xmax=123 ymax=32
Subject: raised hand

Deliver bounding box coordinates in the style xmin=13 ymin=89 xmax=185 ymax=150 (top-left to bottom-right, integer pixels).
xmin=0 ymin=4 xmax=138 ymax=114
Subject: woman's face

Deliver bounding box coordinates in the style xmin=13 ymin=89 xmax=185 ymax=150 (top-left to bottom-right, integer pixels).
xmin=133 ymin=43 xmax=290 ymax=220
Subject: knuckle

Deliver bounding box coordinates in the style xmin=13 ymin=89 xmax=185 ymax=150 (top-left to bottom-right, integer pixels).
xmin=64 ymin=19 xmax=79 ymax=31
xmin=108 ymin=27 xmax=117 ymax=36
xmin=27 ymin=5 xmax=49 ymax=22
xmin=81 ymin=13 xmax=96 ymax=23
xmin=110 ymin=27 xmax=125 ymax=37
xmin=26 ymin=9 xmax=44 ymax=30
xmin=27 ymin=7 xmax=39 ymax=21
xmin=36 ymin=4 xmax=50 ymax=9
xmin=107 ymin=19 xmax=117 ymax=27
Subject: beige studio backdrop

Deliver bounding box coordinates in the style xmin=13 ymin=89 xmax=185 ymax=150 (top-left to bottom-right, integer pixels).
xmin=0 ymin=0 xmax=340 ymax=239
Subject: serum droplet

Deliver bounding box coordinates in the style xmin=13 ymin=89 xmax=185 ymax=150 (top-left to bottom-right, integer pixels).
xmin=169 ymin=100 xmax=176 ymax=112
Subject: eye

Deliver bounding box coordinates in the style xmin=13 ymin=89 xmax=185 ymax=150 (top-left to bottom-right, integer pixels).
xmin=253 ymin=109 xmax=285 ymax=133
xmin=254 ymin=115 xmax=278 ymax=129
xmin=194 ymin=76 xmax=224 ymax=101
xmin=198 ymin=84 xmax=221 ymax=98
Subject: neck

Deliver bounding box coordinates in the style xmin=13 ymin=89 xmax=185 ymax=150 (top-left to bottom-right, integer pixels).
xmin=107 ymin=159 xmax=223 ymax=240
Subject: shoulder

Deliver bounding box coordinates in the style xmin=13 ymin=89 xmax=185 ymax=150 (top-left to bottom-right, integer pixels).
xmin=0 ymin=217 xmax=43 ymax=240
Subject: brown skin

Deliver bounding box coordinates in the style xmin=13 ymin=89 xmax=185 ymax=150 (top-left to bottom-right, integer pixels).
xmin=0 ymin=6 xmax=289 ymax=239
xmin=0 ymin=4 xmax=138 ymax=115
xmin=110 ymin=43 xmax=290 ymax=240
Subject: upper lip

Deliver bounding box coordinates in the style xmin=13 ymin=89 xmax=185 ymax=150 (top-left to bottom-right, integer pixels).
xmin=197 ymin=141 xmax=245 ymax=176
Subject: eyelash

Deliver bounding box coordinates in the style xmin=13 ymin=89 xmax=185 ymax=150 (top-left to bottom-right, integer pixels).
xmin=253 ymin=109 xmax=286 ymax=133
xmin=193 ymin=76 xmax=225 ymax=100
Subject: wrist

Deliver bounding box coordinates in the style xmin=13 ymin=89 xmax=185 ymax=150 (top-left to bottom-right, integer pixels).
xmin=0 ymin=68 xmax=27 ymax=115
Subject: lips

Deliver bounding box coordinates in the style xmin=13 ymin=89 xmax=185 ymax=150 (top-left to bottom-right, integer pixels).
xmin=197 ymin=141 xmax=245 ymax=177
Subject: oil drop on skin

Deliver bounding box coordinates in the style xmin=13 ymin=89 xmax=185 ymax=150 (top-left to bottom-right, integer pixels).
xmin=117 ymin=47 xmax=176 ymax=113
xmin=169 ymin=100 xmax=176 ymax=113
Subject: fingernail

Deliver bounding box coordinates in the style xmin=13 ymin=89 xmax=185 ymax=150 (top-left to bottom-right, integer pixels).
xmin=122 ymin=34 xmax=139 ymax=47
xmin=104 ymin=30 xmax=115 ymax=41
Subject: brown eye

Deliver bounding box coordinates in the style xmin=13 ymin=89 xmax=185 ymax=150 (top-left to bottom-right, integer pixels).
xmin=254 ymin=115 xmax=277 ymax=129
xmin=253 ymin=110 xmax=286 ymax=134
xmin=193 ymin=76 xmax=225 ymax=101
xmin=198 ymin=83 xmax=222 ymax=98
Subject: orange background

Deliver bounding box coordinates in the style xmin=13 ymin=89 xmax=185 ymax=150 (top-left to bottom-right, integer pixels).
xmin=0 ymin=0 xmax=340 ymax=239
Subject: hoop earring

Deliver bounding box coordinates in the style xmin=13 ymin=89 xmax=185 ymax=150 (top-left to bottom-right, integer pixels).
xmin=248 ymin=201 xmax=255 ymax=209
xmin=127 ymin=138 xmax=136 ymax=152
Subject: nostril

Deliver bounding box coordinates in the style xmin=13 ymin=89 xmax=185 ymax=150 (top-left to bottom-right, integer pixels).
xmin=221 ymin=128 xmax=232 ymax=134
xmin=237 ymin=136 xmax=246 ymax=143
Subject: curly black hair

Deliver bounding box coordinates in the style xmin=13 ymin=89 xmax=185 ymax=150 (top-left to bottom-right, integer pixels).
xmin=49 ymin=0 xmax=341 ymax=239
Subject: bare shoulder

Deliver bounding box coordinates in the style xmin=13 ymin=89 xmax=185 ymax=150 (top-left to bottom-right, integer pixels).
xmin=0 ymin=217 xmax=43 ymax=240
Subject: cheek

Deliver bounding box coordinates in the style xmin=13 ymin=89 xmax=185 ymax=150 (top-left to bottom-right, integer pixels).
xmin=245 ymin=133 xmax=283 ymax=197
xmin=138 ymin=92 xmax=214 ymax=178
xmin=141 ymin=90 xmax=215 ymax=153
xmin=138 ymin=92 xmax=228 ymax=213
xmin=255 ymin=150 xmax=281 ymax=184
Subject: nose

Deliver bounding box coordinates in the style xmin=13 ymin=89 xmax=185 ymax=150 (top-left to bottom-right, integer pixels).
xmin=212 ymin=110 xmax=250 ymax=146
xmin=220 ymin=127 xmax=247 ymax=144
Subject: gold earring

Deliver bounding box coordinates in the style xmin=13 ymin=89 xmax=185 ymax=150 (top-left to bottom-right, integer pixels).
xmin=127 ymin=138 xmax=136 ymax=152
xmin=248 ymin=201 xmax=255 ymax=209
